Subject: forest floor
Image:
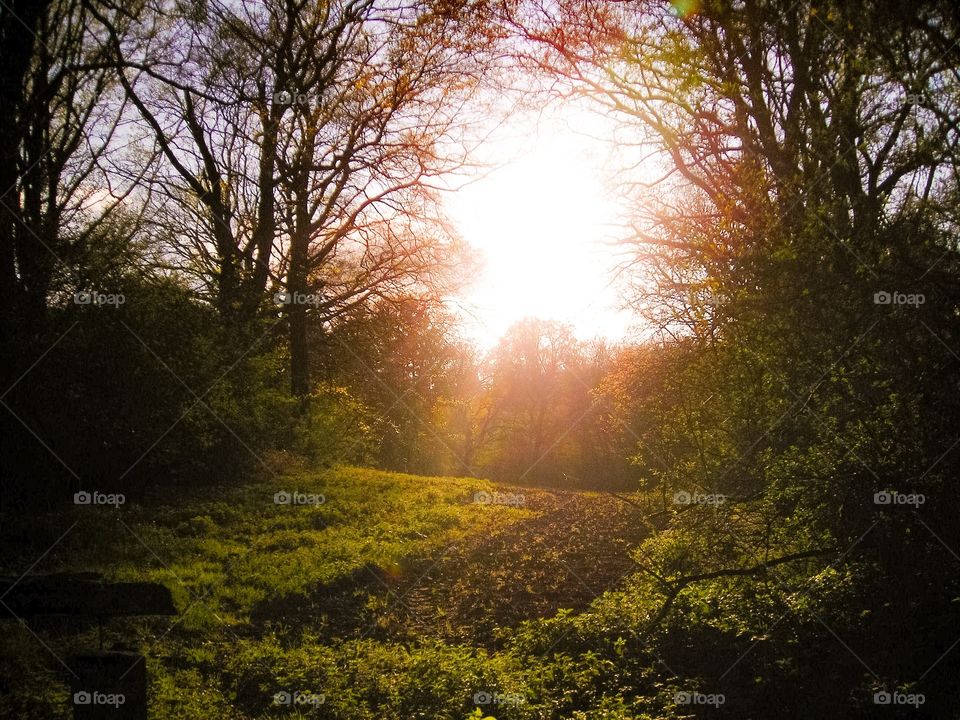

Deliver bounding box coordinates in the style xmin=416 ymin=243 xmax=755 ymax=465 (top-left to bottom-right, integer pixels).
xmin=0 ymin=466 xmax=660 ymax=719
xmin=380 ymin=488 xmax=654 ymax=646
xmin=242 ymin=480 xmax=658 ymax=647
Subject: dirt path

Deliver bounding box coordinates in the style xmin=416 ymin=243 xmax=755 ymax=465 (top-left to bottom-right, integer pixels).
xmin=378 ymin=488 xmax=656 ymax=645
xmin=250 ymin=487 xmax=658 ymax=645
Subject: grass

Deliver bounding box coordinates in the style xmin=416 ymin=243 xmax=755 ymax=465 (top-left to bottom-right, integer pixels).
xmin=0 ymin=465 xmax=543 ymax=719
xmin=1 ymin=465 xmax=676 ymax=719
xmin=104 ymin=466 xmax=530 ymax=629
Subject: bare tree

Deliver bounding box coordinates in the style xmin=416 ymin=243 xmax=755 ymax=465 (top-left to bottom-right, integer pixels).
xmin=503 ymin=0 xmax=960 ymax=334
xmin=102 ymin=0 xmax=495 ymax=395
xmin=273 ymin=0 xmax=489 ymax=395
xmin=0 ymin=0 xmax=134 ymax=347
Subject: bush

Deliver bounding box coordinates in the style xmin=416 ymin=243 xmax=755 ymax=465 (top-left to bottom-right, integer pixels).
xmin=290 ymin=384 xmax=380 ymax=467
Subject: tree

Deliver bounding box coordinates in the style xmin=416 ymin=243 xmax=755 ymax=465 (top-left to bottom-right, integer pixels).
xmin=507 ymin=1 xmax=960 ymax=708
xmin=0 ymin=0 xmax=146 ymax=497
xmin=0 ymin=0 xmax=135 ymax=352
xmin=317 ymin=297 xmax=472 ymax=473
xmin=508 ymin=0 xmax=960 ymax=333
xmin=103 ymin=0 xmax=494 ymax=396
xmin=471 ymin=318 xmax=630 ymax=487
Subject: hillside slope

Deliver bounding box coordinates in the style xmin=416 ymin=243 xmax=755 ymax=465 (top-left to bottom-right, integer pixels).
xmin=0 ymin=466 xmax=652 ymax=719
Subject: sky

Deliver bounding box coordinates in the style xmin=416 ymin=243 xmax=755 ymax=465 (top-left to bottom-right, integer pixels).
xmin=444 ymin=103 xmax=637 ymax=349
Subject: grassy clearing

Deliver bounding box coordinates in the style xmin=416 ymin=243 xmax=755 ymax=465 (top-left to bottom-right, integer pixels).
xmin=2 ymin=466 xmax=679 ymax=719
xmin=109 ymin=466 xmax=530 ymax=629
xmin=1 ymin=466 xmax=543 ymax=719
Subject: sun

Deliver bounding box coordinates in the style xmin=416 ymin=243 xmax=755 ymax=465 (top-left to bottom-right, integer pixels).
xmin=446 ymin=106 xmax=632 ymax=348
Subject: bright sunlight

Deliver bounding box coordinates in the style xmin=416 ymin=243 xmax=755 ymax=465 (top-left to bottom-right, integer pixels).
xmin=446 ymin=106 xmax=634 ymax=347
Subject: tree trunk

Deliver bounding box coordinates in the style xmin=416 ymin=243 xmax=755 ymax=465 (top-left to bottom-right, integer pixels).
xmin=0 ymin=0 xmax=51 ymax=359
xmin=288 ymin=201 xmax=310 ymax=399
